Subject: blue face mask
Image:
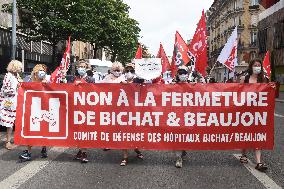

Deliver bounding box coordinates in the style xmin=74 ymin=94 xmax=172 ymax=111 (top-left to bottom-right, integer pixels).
xmin=38 ymin=71 xmax=46 ymax=79
xmin=78 ymin=68 xmax=86 ymax=76
xmin=178 ymin=74 xmax=188 ymax=82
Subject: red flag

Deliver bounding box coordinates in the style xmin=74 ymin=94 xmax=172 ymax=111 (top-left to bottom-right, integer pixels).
xmin=51 ymin=36 xmax=71 ymax=83
xmin=263 ymin=51 xmax=271 ymax=78
xmin=188 ymin=10 xmax=208 ymax=77
xmin=135 ymin=44 xmax=142 ymax=59
xmin=60 ymin=36 xmax=71 ymax=70
xmin=157 ymin=43 xmax=170 ymax=73
xmin=171 ymin=31 xmax=190 ymax=77
xmin=50 ymin=67 xmax=64 ymax=83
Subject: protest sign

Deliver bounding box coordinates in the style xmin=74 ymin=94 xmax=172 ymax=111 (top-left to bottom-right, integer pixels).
xmin=134 ymin=58 xmax=162 ymax=80
xmin=15 ymin=83 xmax=275 ymax=150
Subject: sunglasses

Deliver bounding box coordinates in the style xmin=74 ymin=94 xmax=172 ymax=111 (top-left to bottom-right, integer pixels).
xmin=125 ymin=69 xmax=135 ymax=73
xmin=113 ymin=70 xmax=121 ymax=72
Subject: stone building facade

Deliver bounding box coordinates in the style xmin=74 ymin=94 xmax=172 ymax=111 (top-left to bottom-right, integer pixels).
xmin=207 ymin=0 xmax=265 ymax=81
xmin=258 ymin=0 xmax=284 ymax=88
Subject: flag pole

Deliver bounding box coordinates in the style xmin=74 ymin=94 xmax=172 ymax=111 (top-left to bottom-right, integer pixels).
xmin=11 ymin=0 xmax=17 ymax=60
xmin=209 ymin=61 xmax=218 ymax=77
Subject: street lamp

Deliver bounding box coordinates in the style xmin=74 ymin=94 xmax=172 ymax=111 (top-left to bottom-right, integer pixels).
xmin=11 ymin=0 xmax=17 ymax=60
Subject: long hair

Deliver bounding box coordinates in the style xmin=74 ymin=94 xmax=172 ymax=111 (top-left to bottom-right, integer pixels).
xmin=31 ymin=64 xmax=47 ymax=82
xmin=247 ymin=58 xmax=267 ymax=83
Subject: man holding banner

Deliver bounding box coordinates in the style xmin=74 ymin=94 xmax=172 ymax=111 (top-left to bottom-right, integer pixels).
xmin=120 ymin=63 xmax=144 ymax=166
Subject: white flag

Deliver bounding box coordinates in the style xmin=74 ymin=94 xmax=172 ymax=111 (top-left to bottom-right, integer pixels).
xmin=217 ymin=27 xmax=238 ymax=71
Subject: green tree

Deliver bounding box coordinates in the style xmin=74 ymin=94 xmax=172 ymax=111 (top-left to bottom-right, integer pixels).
xmin=5 ymin=0 xmax=90 ymax=68
xmin=4 ymin=0 xmax=141 ymax=66
xmin=84 ymin=0 xmax=140 ymax=63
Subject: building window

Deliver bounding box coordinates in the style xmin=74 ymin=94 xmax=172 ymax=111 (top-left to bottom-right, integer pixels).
xmin=258 ymin=29 xmax=267 ymax=53
xmin=239 ymin=0 xmax=243 ymax=8
xmin=234 ymin=0 xmax=237 ymax=9
xmin=251 ymin=0 xmax=259 ymax=6
xmin=274 ymin=21 xmax=284 ymax=49
xmin=251 ymin=15 xmax=258 ymax=26
xmin=250 ymin=31 xmax=257 ymax=46
xmin=250 ymin=51 xmax=257 ymax=60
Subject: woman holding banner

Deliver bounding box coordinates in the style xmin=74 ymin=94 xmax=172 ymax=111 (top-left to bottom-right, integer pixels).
xmin=120 ymin=63 xmax=144 ymax=166
xmin=239 ymin=59 xmax=269 ymax=172
xmin=72 ymin=59 xmax=95 ymax=163
xmin=101 ymin=62 xmax=125 ymax=152
xmin=19 ymin=64 xmax=49 ymax=161
xmin=102 ymin=62 xmax=125 ymax=83
xmin=0 ymin=60 xmax=23 ymax=150
xmin=173 ymin=65 xmax=191 ymax=168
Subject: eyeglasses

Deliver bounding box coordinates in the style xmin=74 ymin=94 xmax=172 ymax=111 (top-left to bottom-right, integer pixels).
xmin=125 ymin=70 xmax=135 ymax=73
xmin=113 ymin=70 xmax=121 ymax=72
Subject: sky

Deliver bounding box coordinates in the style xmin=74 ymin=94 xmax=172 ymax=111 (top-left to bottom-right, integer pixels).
xmin=123 ymin=0 xmax=214 ymax=56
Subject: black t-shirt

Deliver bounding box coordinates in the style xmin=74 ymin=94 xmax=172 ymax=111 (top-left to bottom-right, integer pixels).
xmin=133 ymin=78 xmax=145 ymax=84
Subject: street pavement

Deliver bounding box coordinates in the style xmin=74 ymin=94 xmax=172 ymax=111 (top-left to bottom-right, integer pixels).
xmin=0 ymin=100 xmax=283 ymax=189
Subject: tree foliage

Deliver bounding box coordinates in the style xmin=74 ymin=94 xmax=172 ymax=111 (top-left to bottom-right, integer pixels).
xmin=4 ymin=0 xmax=141 ymax=65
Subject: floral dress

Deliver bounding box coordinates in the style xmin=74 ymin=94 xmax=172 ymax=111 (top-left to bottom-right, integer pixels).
xmin=0 ymin=72 xmax=21 ymax=127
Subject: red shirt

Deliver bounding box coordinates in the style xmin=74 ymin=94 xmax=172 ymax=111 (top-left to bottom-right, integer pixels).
xmin=152 ymin=77 xmax=165 ymax=84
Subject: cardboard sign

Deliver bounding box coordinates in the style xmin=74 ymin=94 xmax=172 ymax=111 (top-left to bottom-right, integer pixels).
xmin=134 ymin=58 xmax=162 ymax=80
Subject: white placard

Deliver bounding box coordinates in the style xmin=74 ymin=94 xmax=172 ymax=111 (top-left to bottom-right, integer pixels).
xmin=134 ymin=58 xmax=162 ymax=80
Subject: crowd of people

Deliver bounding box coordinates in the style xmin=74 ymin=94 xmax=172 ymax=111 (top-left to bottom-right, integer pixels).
xmin=0 ymin=58 xmax=270 ymax=172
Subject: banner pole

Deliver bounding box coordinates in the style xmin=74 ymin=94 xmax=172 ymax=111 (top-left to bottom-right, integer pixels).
xmin=209 ymin=61 xmax=218 ymax=77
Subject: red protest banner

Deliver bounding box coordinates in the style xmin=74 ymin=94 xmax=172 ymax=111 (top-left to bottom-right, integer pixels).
xmin=15 ymin=83 xmax=275 ymax=150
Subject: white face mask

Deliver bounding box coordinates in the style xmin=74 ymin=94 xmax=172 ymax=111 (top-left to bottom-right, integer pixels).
xmin=77 ymin=68 xmax=86 ymax=76
xmin=253 ymin=67 xmax=262 ymax=75
xmin=178 ymin=74 xmax=188 ymax=82
xmin=38 ymin=71 xmax=46 ymax=79
xmin=125 ymin=72 xmax=134 ymax=80
xmin=113 ymin=71 xmax=122 ymax=77
xmin=17 ymin=67 xmax=23 ymax=73
xmin=145 ymin=80 xmax=152 ymax=84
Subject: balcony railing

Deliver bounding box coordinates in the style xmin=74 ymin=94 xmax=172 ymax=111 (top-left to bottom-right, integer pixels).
xmin=249 ymin=42 xmax=258 ymax=48
xmin=249 ymin=5 xmax=260 ymax=10
xmin=234 ymin=7 xmax=245 ymax=12
xmin=248 ymin=24 xmax=257 ymax=29
xmin=238 ymin=24 xmax=245 ymax=30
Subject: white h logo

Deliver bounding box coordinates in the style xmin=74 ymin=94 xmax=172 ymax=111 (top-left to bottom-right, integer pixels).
xmin=30 ymin=97 xmax=60 ymax=133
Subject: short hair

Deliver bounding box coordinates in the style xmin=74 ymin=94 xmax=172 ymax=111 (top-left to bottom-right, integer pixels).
xmin=125 ymin=63 xmax=135 ymax=69
xmin=76 ymin=59 xmax=91 ymax=70
xmin=111 ymin=62 xmax=124 ymax=72
xmin=6 ymin=60 xmax=22 ymax=73
xmin=31 ymin=64 xmax=47 ymax=81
